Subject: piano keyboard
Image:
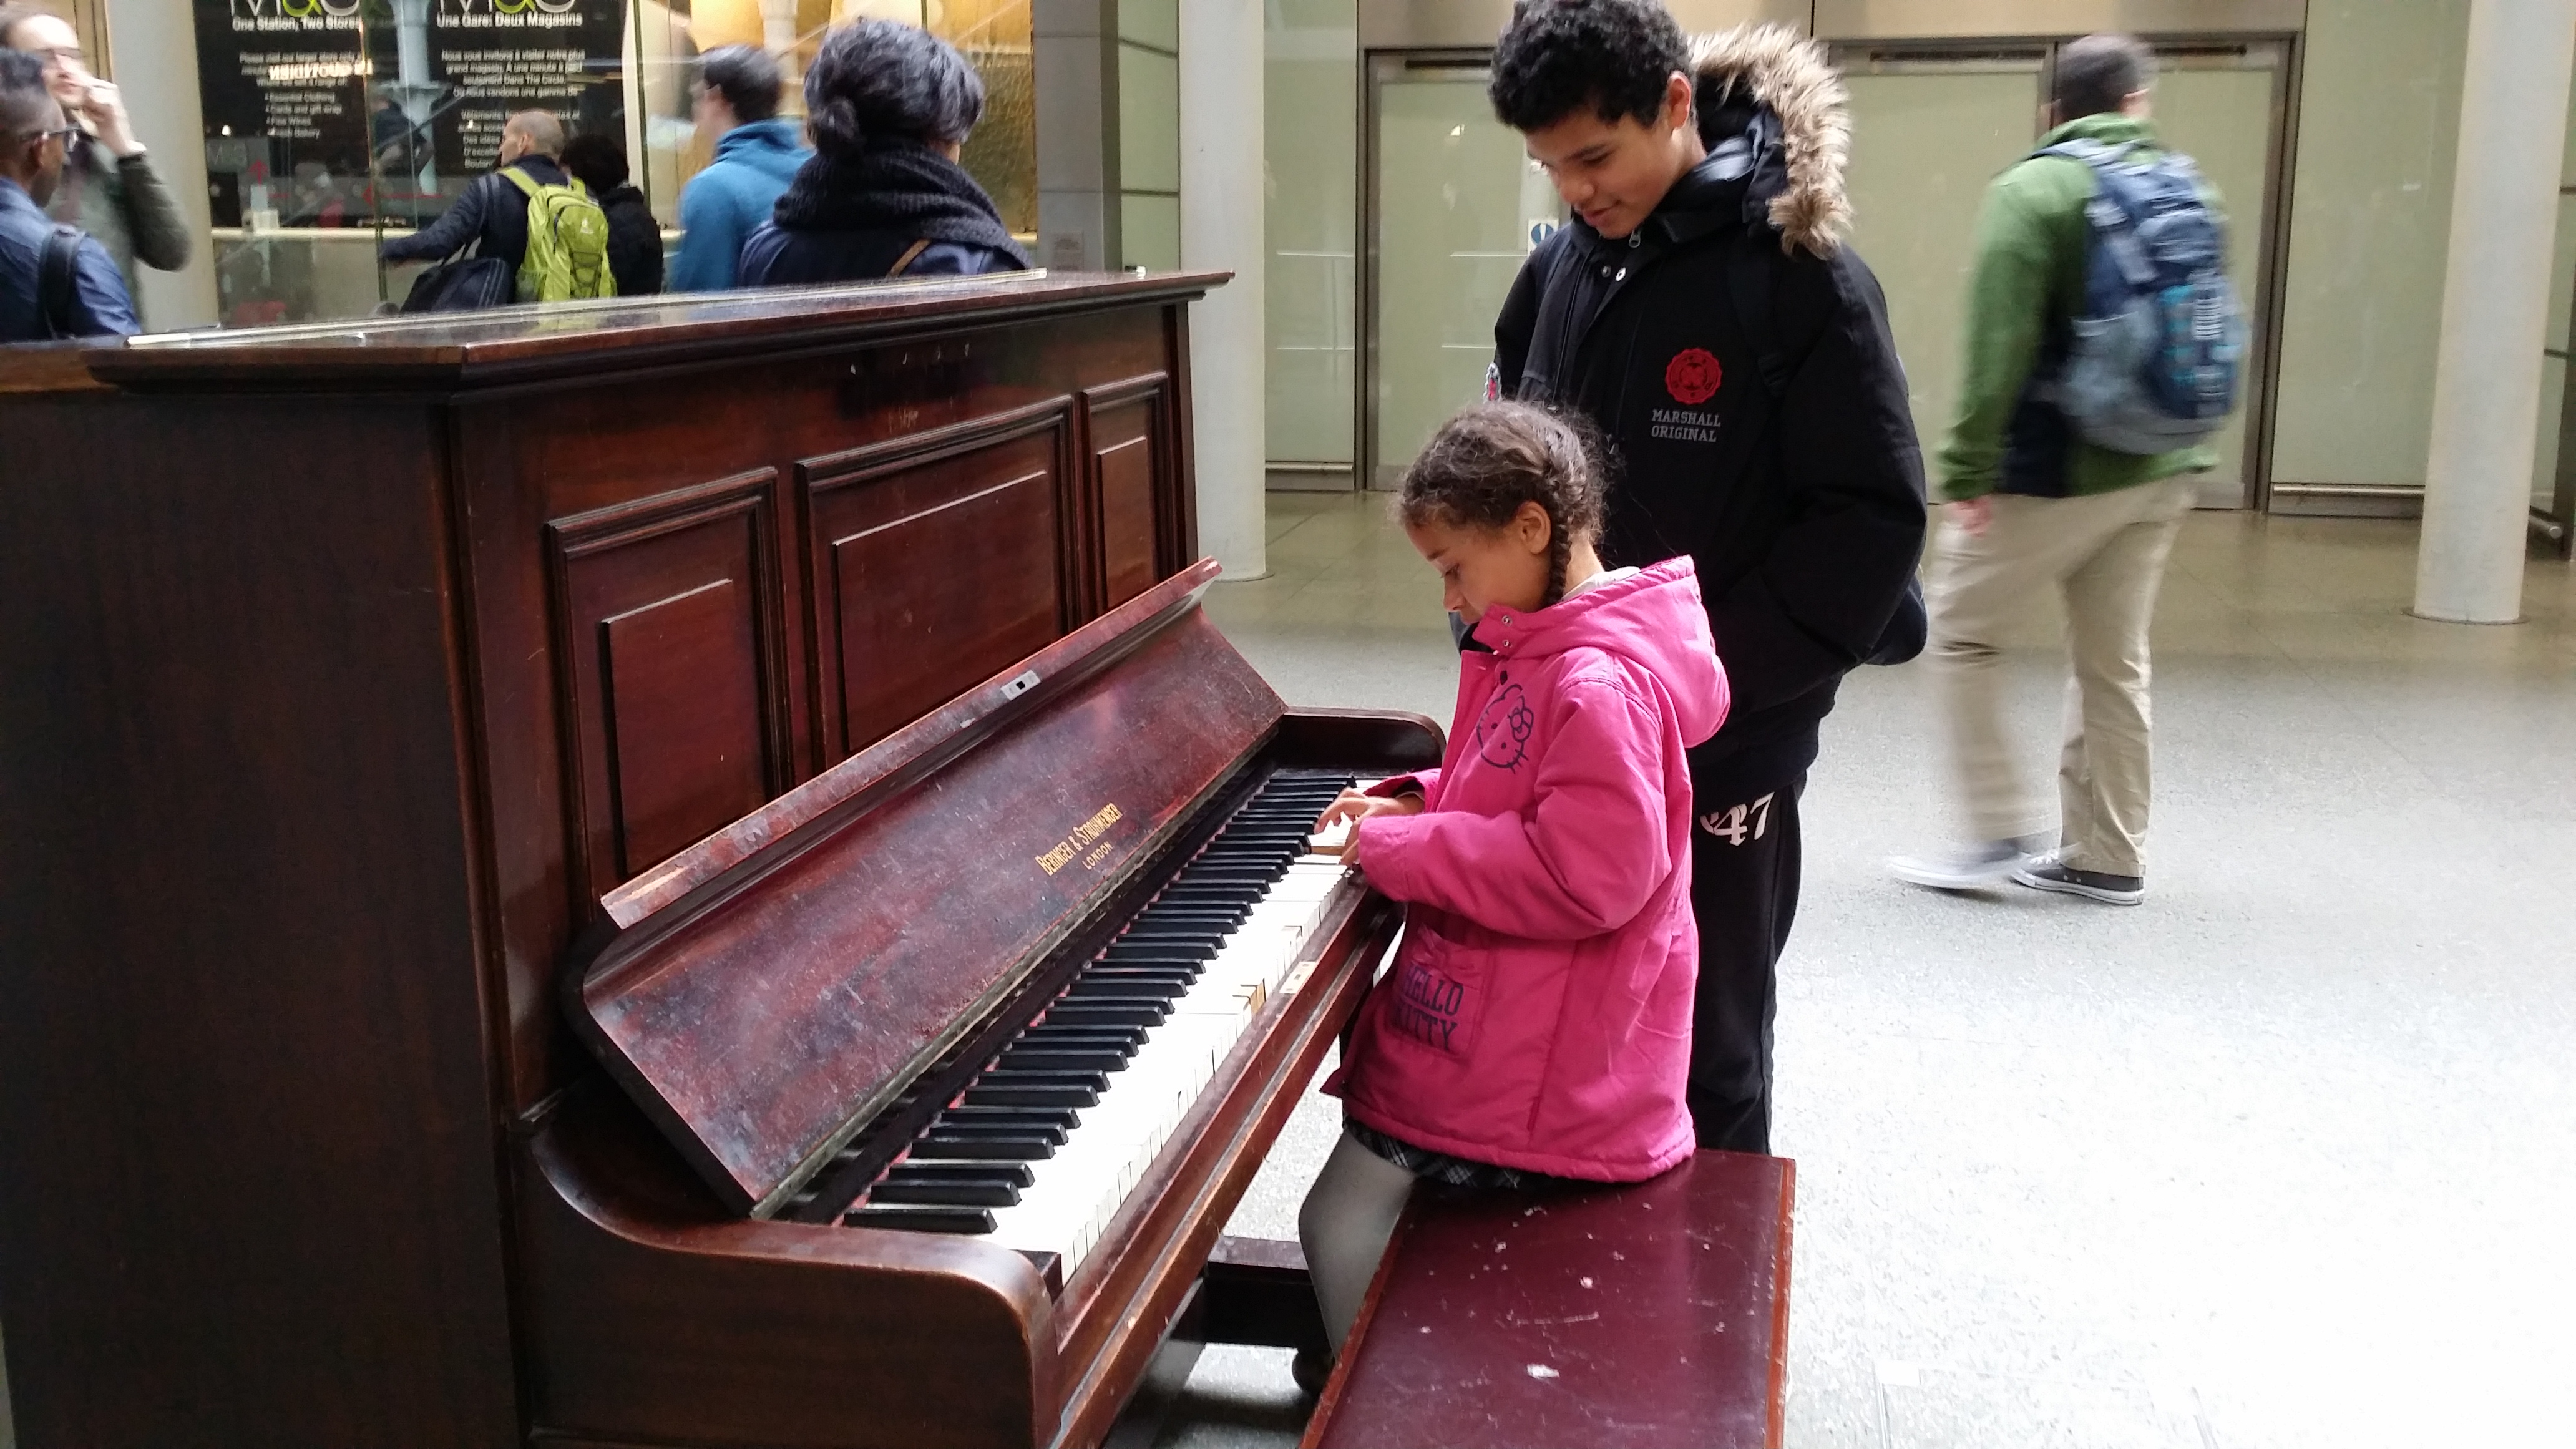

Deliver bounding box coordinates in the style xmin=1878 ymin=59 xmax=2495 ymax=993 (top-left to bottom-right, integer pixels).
xmin=839 ymin=771 xmax=1357 ymax=1277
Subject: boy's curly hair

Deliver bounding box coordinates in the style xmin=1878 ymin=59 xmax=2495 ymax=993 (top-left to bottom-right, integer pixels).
xmin=1489 ymin=0 xmax=1689 ymax=134
xmin=1398 ymin=403 xmax=1611 ymax=608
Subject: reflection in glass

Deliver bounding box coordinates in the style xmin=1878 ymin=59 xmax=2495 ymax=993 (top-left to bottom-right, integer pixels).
xmin=632 ymin=1 xmax=1032 ymax=234
xmin=190 ymin=0 xmax=1035 ymax=327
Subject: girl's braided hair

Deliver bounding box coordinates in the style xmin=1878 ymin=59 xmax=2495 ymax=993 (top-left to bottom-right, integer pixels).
xmin=1397 ymin=402 xmax=1611 ymax=607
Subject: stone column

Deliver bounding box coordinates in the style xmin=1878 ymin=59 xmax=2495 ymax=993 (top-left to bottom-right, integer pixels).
xmin=102 ymin=0 xmax=218 ymax=329
xmin=2414 ymin=0 xmax=2576 ymax=622
xmin=1033 ymin=0 xmax=1112 ymax=271
xmin=1178 ymin=0 xmax=1266 ymax=578
xmin=761 ymin=0 xmax=804 ymax=108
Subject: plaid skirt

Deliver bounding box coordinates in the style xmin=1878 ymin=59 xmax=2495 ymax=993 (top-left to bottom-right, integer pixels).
xmin=1346 ymin=1120 xmax=1565 ymax=1193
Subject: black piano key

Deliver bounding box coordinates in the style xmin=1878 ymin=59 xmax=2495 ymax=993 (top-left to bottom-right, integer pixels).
xmin=1065 ymin=968 xmax=1196 ymax=985
xmin=868 ymin=1179 xmax=1022 ymax=1208
xmin=882 ymin=1161 xmax=1037 ymax=1188
xmin=963 ymin=1083 xmax=1098 ymax=1108
xmin=1043 ymin=1002 xmax=1170 ymax=1027
xmin=843 ymin=1205 xmax=995 ymax=1234
xmin=1148 ymin=891 xmax=1252 ymax=908
xmin=1128 ymin=917 xmax=1244 ymax=934
xmin=1117 ymin=934 xmax=1232 ymax=950
xmin=1103 ymin=944 xmax=1214 ymax=964
xmin=997 ymin=1049 xmax=1129 ymax=1073
xmin=1010 ymin=1029 xmax=1141 ymax=1055
xmin=1063 ymin=980 xmax=1188 ymax=1001
xmin=912 ymin=1134 xmax=1058 ymax=1161
xmin=924 ymin=1120 xmax=1069 ymax=1145
xmin=977 ymin=1069 xmax=1112 ymax=1093
xmin=932 ymin=1110 xmax=1080 ymax=1134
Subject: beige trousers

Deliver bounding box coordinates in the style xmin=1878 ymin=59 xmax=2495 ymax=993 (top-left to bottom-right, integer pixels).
xmin=1925 ymin=476 xmax=2197 ymax=877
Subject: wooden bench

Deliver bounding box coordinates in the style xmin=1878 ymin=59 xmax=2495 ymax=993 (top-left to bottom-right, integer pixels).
xmin=1300 ymin=1150 xmax=1795 ymax=1449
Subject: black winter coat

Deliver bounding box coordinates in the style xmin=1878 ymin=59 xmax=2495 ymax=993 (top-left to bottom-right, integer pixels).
xmin=595 ymin=183 xmax=663 ymax=297
xmin=1495 ymin=150 xmax=1927 ymax=796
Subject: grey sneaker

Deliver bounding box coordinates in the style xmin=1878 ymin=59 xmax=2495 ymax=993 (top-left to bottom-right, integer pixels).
xmin=2011 ymin=857 xmax=2145 ymax=905
xmin=1888 ymin=837 xmax=2044 ymax=890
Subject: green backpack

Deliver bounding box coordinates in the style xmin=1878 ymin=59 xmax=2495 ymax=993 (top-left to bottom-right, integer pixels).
xmin=502 ymin=167 xmax=616 ymax=303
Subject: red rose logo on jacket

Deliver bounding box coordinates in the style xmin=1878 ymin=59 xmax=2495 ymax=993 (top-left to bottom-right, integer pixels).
xmin=1664 ymin=347 xmax=1722 ymax=406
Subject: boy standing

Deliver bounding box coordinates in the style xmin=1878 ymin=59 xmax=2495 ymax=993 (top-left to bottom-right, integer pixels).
xmin=1488 ymin=1 xmax=1926 ymax=1153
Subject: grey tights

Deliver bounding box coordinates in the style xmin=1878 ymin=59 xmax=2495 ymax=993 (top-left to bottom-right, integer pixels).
xmin=1297 ymin=1130 xmax=1419 ymax=1350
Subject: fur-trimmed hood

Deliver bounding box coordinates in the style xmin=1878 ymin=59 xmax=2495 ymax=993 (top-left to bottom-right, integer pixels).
xmin=1690 ymin=23 xmax=1851 ymax=256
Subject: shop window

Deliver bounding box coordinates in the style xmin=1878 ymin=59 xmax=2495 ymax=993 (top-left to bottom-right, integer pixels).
xmin=189 ymin=0 xmax=1035 ymax=326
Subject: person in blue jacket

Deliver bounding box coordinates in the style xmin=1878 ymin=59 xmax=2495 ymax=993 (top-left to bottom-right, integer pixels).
xmin=668 ymin=45 xmax=809 ymax=292
xmin=738 ymin=19 xmax=1028 ymax=286
xmin=1 ymin=48 xmax=133 ymax=341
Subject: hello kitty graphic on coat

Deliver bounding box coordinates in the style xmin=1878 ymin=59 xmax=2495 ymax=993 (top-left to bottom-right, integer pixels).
xmin=1326 ymin=556 xmax=1729 ymax=1181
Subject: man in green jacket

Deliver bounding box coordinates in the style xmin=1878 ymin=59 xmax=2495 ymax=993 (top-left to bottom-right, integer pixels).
xmin=1890 ymin=33 xmax=2218 ymax=907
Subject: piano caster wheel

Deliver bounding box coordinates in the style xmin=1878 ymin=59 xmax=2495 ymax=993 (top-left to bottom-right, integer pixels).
xmin=1292 ymin=1344 xmax=1334 ymax=1398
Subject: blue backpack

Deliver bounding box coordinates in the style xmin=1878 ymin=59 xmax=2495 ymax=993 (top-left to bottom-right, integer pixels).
xmin=2034 ymin=137 xmax=2246 ymax=454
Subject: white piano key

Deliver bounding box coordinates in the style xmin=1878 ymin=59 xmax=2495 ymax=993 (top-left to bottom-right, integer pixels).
xmin=979 ymin=858 xmax=1354 ymax=1279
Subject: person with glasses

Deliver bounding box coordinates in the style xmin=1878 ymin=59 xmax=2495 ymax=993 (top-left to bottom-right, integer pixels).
xmin=0 ymin=5 xmax=190 ymax=325
xmin=1 ymin=46 xmax=135 ymax=340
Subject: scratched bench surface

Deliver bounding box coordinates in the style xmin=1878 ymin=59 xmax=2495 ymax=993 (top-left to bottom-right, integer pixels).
xmin=1309 ymin=1151 xmax=1795 ymax=1449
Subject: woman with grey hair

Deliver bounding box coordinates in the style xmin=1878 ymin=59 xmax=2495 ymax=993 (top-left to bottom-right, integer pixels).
xmin=738 ymin=19 xmax=1027 ymax=285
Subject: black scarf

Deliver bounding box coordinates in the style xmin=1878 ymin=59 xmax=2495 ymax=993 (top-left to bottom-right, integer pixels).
xmin=771 ymin=140 xmax=1030 ymax=265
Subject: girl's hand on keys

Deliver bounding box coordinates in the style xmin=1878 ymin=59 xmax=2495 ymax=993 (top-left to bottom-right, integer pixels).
xmin=1312 ymin=788 xmax=1423 ymax=861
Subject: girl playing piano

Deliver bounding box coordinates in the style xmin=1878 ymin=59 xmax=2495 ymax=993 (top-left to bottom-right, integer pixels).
xmin=1299 ymin=402 xmax=1730 ymax=1364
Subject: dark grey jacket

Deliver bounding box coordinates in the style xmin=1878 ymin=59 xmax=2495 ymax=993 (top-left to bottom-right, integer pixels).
xmin=43 ymin=132 xmax=191 ymax=306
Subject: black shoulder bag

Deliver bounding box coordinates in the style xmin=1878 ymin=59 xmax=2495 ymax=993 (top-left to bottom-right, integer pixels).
xmin=36 ymin=224 xmax=81 ymax=339
xmin=399 ymin=178 xmax=517 ymax=314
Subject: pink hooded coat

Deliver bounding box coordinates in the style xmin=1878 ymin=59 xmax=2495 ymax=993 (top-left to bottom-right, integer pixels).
xmin=1327 ymin=558 xmax=1730 ymax=1181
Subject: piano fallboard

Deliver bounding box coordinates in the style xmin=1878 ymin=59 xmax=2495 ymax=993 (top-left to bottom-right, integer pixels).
xmin=571 ymin=564 xmax=1285 ymax=1216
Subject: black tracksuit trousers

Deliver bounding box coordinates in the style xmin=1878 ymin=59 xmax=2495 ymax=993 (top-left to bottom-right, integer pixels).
xmin=1683 ymin=774 xmax=1805 ymax=1155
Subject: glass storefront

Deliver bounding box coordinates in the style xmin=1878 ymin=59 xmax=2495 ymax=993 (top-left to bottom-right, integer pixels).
xmin=187 ymin=0 xmax=1034 ymax=325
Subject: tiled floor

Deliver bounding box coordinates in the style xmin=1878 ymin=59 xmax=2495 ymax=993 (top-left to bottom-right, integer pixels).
xmin=1151 ymin=492 xmax=2576 ymax=1449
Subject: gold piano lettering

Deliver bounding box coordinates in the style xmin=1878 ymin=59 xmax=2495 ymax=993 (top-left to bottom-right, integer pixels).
xmin=1036 ymin=802 xmax=1125 ymax=876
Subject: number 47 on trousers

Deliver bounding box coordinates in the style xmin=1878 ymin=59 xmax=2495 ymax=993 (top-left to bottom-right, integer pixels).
xmin=1697 ymin=793 xmax=1775 ymax=846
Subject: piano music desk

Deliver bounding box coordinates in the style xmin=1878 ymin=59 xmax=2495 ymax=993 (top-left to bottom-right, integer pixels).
xmin=1302 ymin=1150 xmax=1795 ymax=1449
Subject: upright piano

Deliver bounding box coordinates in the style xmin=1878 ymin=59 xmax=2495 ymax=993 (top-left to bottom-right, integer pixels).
xmin=0 ymin=276 xmax=1437 ymax=1448
xmin=532 ymin=560 xmax=1437 ymax=1448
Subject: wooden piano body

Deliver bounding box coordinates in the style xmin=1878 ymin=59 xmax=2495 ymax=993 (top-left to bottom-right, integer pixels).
xmin=0 ymin=276 xmax=1435 ymax=1447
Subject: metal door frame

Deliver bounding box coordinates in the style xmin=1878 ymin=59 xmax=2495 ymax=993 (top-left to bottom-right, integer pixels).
xmin=1357 ymin=48 xmax=1499 ymax=492
xmin=1835 ymin=33 xmax=2302 ymax=510
xmin=2150 ymin=37 xmax=2303 ymax=512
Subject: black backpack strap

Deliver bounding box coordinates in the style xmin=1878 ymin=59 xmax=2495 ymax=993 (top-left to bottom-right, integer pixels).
xmin=37 ymin=225 xmax=80 ymax=340
xmin=1727 ymin=229 xmax=1792 ymax=400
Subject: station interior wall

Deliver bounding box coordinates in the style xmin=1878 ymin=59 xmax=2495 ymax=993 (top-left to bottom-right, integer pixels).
xmin=1264 ymin=0 xmax=2576 ymax=506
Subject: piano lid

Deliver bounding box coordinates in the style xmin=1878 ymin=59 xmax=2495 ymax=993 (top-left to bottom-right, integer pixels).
xmin=568 ymin=561 xmax=1287 ymax=1216
xmin=85 ymin=270 xmax=1227 ymax=392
